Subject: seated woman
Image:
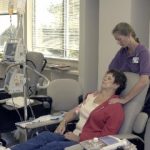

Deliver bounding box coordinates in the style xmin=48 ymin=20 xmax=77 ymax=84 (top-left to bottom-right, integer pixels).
xmin=11 ymin=69 xmax=127 ymax=150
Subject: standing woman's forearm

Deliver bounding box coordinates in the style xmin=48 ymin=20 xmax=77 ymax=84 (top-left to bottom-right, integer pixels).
xmin=122 ymin=75 xmax=149 ymax=104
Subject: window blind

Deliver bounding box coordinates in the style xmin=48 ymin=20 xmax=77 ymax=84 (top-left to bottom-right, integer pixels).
xmin=32 ymin=0 xmax=79 ymax=60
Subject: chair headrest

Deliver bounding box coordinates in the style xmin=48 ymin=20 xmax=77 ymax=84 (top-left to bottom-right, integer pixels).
xmin=47 ymin=79 xmax=83 ymax=111
xmin=119 ymin=72 xmax=149 ymax=134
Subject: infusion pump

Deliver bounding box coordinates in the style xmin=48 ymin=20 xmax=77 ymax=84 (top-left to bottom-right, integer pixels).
xmin=4 ymin=68 xmax=24 ymax=94
xmin=3 ymin=39 xmax=26 ymax=63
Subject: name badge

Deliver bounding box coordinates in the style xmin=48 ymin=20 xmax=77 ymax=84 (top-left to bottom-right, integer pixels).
xmin=132 ymin=57 xmax=139 ymax=63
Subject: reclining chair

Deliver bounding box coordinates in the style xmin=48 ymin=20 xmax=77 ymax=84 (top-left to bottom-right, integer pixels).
xmin=41 ymin=72 xmax=149 ymax=150
xmin=65 ymin=72 xmax=149 ymax=150
xmin=114 ymin=72 xmax=149 ymax=149
xmin=27 ymin=78 xmax=83 ymax=138
xmin=47 ymin=78 xmax=83 ymax=112
xmin=26 ymin=51 xmax=47 ymax=96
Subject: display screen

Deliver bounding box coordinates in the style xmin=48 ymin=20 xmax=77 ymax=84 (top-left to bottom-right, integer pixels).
xmin=5 ymin=43 xmax=17 ymax=57
xmin=4 ymin=70 xmax=12 ymax=87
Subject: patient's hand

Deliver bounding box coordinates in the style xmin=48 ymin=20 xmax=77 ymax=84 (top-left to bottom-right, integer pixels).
xmin=54 ymin=120 xmax=66 ymax=135
xmin=64 ymin=132 xmax=79 ymax=142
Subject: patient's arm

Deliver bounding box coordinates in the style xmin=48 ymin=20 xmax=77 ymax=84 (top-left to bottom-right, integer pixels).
xmin=54 ymin=108 xmax=78 ymax=135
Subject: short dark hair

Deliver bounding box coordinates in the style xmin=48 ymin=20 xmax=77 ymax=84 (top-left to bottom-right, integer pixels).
xmin=107 ymin=69 xmax=127 ymax=95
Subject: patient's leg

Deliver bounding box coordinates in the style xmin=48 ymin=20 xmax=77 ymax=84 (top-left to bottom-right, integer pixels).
xmin=37 ymin=141 xmax=77 ymax=150
xmin=11 ymin=131 xmax=66 ymax=150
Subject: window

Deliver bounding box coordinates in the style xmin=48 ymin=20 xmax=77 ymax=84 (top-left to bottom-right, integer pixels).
xmin=0 ymin=0 xmax=17 ymax=56
xmin=32 ymin=0 xmax=80 ymax=60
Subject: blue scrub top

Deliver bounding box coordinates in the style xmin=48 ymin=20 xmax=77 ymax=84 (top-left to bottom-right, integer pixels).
xmin=109 ymin=44 xmax=150 ymax=76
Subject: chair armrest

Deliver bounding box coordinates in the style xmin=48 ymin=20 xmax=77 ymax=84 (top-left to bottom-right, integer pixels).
xmin=0 ymin=90 xmax=11 ymax=100
xmin=114 ymin=133 xmax=144 ymax=150
xmin=66 ymin=119 xmax=78 ymax=132
xmin=114 ymin=133 xmax=143 ymax=142
xmin=30 ymin=95 xmax=52 ymax=113
xmin=133 ymin=112 xmax=148 ymax=134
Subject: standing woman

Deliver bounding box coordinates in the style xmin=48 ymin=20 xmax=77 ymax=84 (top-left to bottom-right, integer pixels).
xmin=109 ymin=22 xmax=150 ymax=104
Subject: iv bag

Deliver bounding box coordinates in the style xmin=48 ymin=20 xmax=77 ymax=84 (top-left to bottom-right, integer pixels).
xmin=8 ymin=0 xmax=14 ymax=15
xmin=17 ymin=0 xmax=26 ymax=15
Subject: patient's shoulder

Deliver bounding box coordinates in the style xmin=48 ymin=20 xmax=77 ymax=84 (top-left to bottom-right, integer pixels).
xmin=109 ymin=103 xmax=124 ymax=117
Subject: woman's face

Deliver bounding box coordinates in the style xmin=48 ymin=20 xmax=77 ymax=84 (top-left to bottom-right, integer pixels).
xmin=113 ymin=33 xmax=130 ymax=47
xmin=101 ymin=73 xmax=118 ymax=90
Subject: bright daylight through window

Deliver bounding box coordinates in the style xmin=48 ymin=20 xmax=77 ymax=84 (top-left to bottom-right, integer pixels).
xmin=0 ymin=0 xmax=17 ymax=58
xmin=32 ymin=0 xmax=80 ymax=60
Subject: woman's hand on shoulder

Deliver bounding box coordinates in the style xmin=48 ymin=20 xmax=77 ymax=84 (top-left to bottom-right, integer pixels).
xmin=109 ymin=97 xmax=125 ymax=104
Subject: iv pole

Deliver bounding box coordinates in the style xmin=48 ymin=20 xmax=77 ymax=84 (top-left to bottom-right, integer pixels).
xmin=18 ymin=15 xmax=28 ymax=121
xmin=9 ymin=0 xmax=28 ymax=121
xmin=16 ymin=1 xmax=28 ymax=121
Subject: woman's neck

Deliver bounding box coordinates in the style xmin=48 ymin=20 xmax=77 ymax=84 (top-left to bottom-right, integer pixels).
xmin=127 ymin=39 xmax=139 ymax=53
xmin=94 ymin=89 xmax=115 ymax=104
xmin=100 ymin=89 xmax=115 ymax=98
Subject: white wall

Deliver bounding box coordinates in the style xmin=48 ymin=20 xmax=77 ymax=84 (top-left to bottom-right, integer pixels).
xmin=79 ymin=0 xmax=99 ymax=94
xmin=131 ymin=0 xmax=150 ymax=49
xmin=98 ymin=0 xmax=131 ymax=88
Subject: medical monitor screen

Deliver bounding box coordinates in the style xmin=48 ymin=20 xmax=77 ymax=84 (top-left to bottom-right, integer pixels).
xmin=5 ymin=42 xmax=17 ymax=60
xmin=4 ymin=70 xmax=12 ymax=87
